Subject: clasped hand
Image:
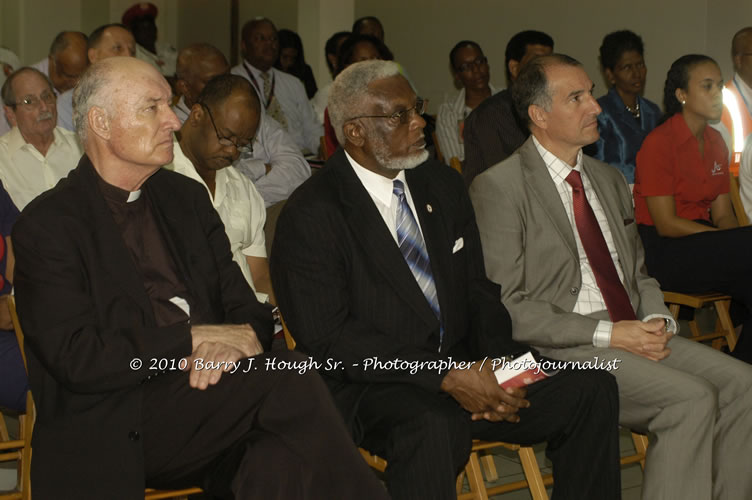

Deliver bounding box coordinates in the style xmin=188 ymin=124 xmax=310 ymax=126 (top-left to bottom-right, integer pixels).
xmin=441 ymin=364 xmax=530 ymax=422
xmin=611 ymin=318 xmax=673 ymax=361
xmin=184 ymin=324 xmax=263 ymax=390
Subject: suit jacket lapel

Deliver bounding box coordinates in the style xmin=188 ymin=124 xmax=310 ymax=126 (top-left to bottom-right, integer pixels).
xmin=332 ymin=151 xmax=439 ymax=328
xmin=519 ymin=139 xmax=579 ymax=260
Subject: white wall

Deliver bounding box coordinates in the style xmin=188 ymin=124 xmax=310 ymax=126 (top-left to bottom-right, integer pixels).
xmin=2 ymin=0 xmax=751 ymax=112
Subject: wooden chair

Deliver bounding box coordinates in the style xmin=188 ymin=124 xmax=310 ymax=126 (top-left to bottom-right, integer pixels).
xmin=449 ymin=157 xmax=463 ymax=175
xmin=729 ymin=173 xmax=749 ymax=226
xmin=0 ymin=296 xmax=32 ymax=500
xmin=663 ymin=291 xmax=738 ymax=351
xmin=3 ymin=296 xmax=202 ymax=500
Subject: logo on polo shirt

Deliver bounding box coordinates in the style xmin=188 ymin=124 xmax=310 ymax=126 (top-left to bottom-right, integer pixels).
xmin=711 ymin=161 xmax=723 ymax=176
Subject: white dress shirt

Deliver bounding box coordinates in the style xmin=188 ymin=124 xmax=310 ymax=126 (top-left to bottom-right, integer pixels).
xmin=534 ymin=137 xmax=675 ymax=346
xmin=231 ymin=62 xmax=323 ymax=154
xmin=436 ymin=84 xmax=501 ymax=162
xmin=0 ymin=126 xmax=82 ymax=209
xmin=233 ymin=112 xmax=311 ymax=207
xmin=163 ymin=140 xmax=268 ymax=303
xmin=172 ymin=96 xmax=191 ymax=123
xmin=345 ymin=150 xmax=424 ymax=243
xmin=56 ymin=88 xmax=74 ymax=131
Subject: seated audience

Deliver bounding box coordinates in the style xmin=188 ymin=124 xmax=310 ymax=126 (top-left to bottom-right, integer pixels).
xmin=275 ymin=29 xmax=317 ymax=99
xmin=585 ymin=30 xmax=660 ymax=185
xmin=272 ymin=59 xmax=623 ymax=500
xmin=310 ymin=31 xmax=350 ymax=124
xmin=463 ymin=30 xmax=553 ymax=186
xmin=0 ymin=67 xmax=81 ymax=209
xmin=635 ymin=54 xmax=752 ymax=362
xmin=232 ymin=18 xmax=322 ymax=155
xmin=166 ymin=74 xmax=273 ymax=304
xmin=0 ymin=182 xmax=24 ymax=412
xmin=471 ymin=53 xmax=752 ymax=500
xmin=121 ymin=2 xmax=177 ymax=76
xmin=436 ymin=41 xmax=500 ymax=163
xmin=323 ymin=34 xmax=393 ymax=156
xmin=31 ymin=31 xmax=88 ymax=95
xmin=57 ymin=23 xmax=137 ymax=131
xmin=12 ymin=56 xmax=389 ymax=500
xmin=174 ymin=43 xmax=309 ymax=207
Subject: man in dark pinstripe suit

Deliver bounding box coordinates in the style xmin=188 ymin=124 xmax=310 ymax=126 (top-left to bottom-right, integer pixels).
xmin=272 ymin=60 xmax=621 ymax=500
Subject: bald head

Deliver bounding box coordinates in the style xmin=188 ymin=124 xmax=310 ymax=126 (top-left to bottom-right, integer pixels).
xmin=241 ymin=18 xmax=279 ymax=71
xmin=88 ymin=25 xmax=136 ymax=63
xmin=732 ymin=27 xmax=752 ymax=86
xmin=176 ymin=43 xmax=230 ymax=108
xmin=48 ymin=31 xmax=89 ymax=93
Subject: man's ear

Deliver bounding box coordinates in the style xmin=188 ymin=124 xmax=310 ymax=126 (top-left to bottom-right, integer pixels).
xmin=528 ymin=104 xmax=547 ymax=130
xmin=187 ymin=103 xmax=204 ymax=127
xmin=175 ymin=79 xmax=189 ymax=100
xmin=87 ymin=48 xmax=98 ymax=64
xmin=4 ymin=106 xmax=16 ymax=128
xmin=343 ymin=120 xmax=365 ymax=148
xmin=88 ymin=106 xmax=111 ymax=140
xmin=508 ymin=59 xmax=521 ymax=80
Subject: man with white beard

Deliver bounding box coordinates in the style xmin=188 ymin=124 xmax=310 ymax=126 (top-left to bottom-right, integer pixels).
xmin=0 ymin=67 xmax=81 ymax=209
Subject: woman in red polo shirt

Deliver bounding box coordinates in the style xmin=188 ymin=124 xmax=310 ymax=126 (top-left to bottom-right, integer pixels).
xmin=635 ymin=54 xmax=751 ymax=362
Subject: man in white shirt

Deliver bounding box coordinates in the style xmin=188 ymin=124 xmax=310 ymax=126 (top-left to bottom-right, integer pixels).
xmin=231 ymin=18 xmax=322 ymax=154
xmin=165 ymin=74 xmax=273 ymax=304
xmin=714 ymin=27 xmax=752 ymax=152
xmin=470 ymin=53 xmax=752 ymax=500
xmin=0 ymin=67 xmax=81 ymax=209
xmin=31 ymin=31 xmax=88 ymax=96
xmin=57 ymin=24 xmax=137 ymax=132
xmin=176 ymin=43 xmax=309 ymax=207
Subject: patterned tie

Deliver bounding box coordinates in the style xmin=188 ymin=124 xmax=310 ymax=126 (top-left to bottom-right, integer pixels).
xmin=393 ymin=180 xmax=443 ymax=343
xmin=565 ymin=170 xmax=636 ymax=321
xmin=260 ymin=71 xmax=288 ymax=130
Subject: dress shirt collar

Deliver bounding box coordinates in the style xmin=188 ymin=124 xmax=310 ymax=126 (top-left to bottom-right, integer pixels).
xmin=667 ymin=112 xmax=714 ymax=149
xmin=532 ymin=135 xmax=584 ymax=187
xmin=6 ymin=125 xmax=66 ymax=156
xmin=173 ymin=138 xmax=228 ymax=206
xmin=345 ymin=150 xmax=407 ymax=208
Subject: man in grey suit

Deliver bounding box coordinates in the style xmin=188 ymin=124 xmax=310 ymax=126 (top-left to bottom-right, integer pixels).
xmin=470 ymin=54 xmax=752 ymax=500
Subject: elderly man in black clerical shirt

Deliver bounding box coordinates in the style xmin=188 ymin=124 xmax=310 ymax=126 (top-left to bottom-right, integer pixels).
xmin=11 ymin=56 xmax=388 ymax=500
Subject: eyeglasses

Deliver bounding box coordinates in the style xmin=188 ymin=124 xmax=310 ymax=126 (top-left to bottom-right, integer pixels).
xmin=347 ymin=98 xmax=427 ymax=127
xmin=199 ymin=102 xmax=253 ymax=154
xmin=14 ymin=90 xmax=56 ymax=109
xmin=457 ymin=56 xmax=488 ymax=73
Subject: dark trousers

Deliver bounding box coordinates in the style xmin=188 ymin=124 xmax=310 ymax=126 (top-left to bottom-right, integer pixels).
xmin=357 ymin=369 xmax=621 ymax=500
xmin=0 ymin=329 xmax=27 ymax=412
xmin=639 ymin=224 xmax=752 ymax=361
xmin=141 ymin=350 xmax=389 ymax=500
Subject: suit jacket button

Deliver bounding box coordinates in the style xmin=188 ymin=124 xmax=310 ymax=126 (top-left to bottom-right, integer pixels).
xmin=128 ymin=431 xmax=140 ymax=441
xmin=570 ymin=287 xmax=578 ymax=295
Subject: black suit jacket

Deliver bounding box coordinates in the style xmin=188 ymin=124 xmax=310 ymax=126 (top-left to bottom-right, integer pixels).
xmin=462 ymin=89 xmax=529 ymax=187
xmin=12 ymin=156 xmax=273 ymax=499
xmin=271 ymin=149 xmax=526 ymax=438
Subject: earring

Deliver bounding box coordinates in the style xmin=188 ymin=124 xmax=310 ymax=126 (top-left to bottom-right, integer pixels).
xmin=681 ymin=100 xmax=686 ymax=105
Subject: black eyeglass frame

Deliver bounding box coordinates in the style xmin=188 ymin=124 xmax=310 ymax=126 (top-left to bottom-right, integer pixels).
xmin=199 ymin=102 xmax=253 ymax=154
xmin=346 ymin=98 xmax=427 ymax=127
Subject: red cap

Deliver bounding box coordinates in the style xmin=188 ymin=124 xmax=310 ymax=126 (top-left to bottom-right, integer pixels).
xmin=122 ymin=2 xmax=158 ymax=26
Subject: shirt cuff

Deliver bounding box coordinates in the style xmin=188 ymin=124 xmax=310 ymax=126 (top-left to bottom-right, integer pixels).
xmin=592 ymin=320 xmax=613 ymax=348
xmin=642 ymin=313 xmax=679 ymax=334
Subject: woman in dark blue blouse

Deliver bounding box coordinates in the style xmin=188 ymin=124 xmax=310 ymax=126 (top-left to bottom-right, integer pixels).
xmin=587 ymin=30 xmax=661 ymax=184
xmin=0 ymin=181 xmax=24 ymax=412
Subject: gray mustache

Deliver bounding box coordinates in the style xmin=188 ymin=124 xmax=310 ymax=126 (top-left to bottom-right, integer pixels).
xmin=37 ymin=111 xmax=53 ymax=122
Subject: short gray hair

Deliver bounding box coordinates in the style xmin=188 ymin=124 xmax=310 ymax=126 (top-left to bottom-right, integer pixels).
xmin=1 ymin=67 xmax=55 ymax=107
xmin=72 ymin=60 xmax=115 ymax=143
xmin=328 ymin=59 xmax=400 ymax=145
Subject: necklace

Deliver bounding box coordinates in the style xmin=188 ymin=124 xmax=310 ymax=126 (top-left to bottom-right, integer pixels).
xmin=625 ymin=100 xmax=641 ymax=119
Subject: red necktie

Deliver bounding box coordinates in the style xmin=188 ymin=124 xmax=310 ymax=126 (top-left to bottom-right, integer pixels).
xmin=565 ymin=170 xmax=636 ymax=321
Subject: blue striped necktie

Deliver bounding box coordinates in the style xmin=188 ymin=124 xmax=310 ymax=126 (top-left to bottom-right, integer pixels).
xmin=393 ymin=179 xmax=443 ymax=344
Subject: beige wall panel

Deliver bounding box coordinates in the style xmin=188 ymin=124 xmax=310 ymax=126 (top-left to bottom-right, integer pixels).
xmin=176 ymin=0 xmax=231 ymax=56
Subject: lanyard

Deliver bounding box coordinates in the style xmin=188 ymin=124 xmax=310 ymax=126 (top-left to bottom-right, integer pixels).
xmin=243 ymin=62 xmax=275 ymax=109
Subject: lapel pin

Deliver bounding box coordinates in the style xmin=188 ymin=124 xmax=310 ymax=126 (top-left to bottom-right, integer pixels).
xmin=426 ymin=204 xmax=433 ymax=213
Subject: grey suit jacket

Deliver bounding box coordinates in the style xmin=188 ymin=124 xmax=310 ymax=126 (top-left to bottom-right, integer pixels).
xmin=469 ymin=137 xmax=669 ymax=349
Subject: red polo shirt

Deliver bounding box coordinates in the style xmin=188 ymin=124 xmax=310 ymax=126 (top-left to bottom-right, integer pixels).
xmin=634 ymin=113 xmax=729 ymax=225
